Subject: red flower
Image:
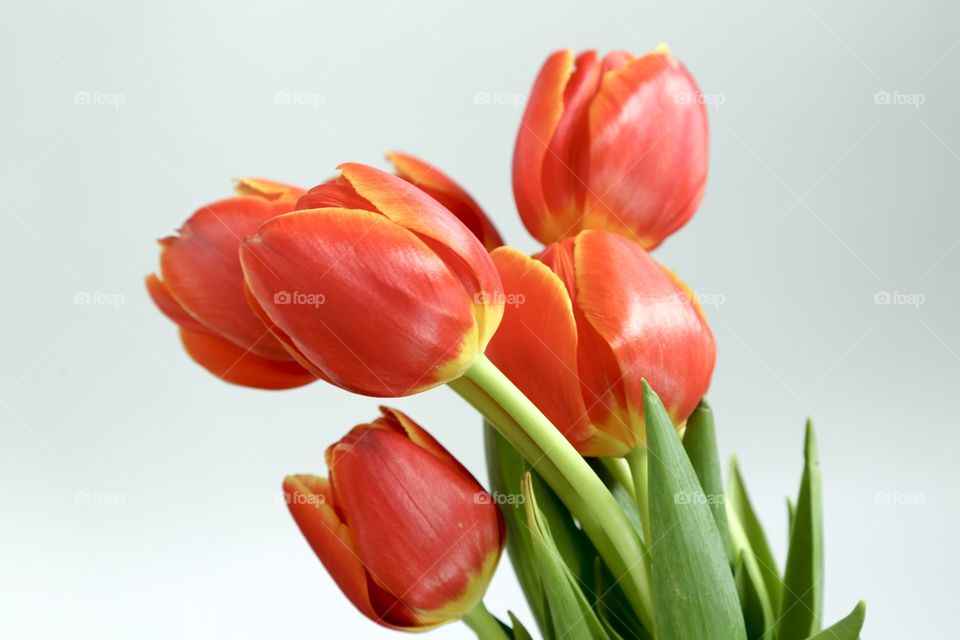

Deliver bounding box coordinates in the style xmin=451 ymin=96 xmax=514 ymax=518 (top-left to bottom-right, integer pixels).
xmin=284 ymin=407 xmax=505 ymax=630
xmin=514 ymin=46 xmax=708 ymax=249
xmin=240 ymin=163 xmax=504 ymax=397
xmin=146 ymin=178 xmax=315 ymax=390
xmin=485 ymin=229 xmax=716 ymax=456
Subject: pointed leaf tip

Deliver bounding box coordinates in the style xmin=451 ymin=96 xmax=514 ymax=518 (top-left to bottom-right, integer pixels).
xmin=777 ymin=422 xmax=825 ymax=640
xmin=806 ymin=600 xmax=866 ymax=639
xmin=645 ymin=382 xmax=746 ymax=640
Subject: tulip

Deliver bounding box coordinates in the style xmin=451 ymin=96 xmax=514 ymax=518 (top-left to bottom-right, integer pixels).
xmin=484 ymin=229 xmax=716 ymax=457
xmin=284 ymin=407 xmax=505 ymax=630
xmin=240 ymin=163 xmax=504 ymax=397
xmin=146 ymin=178 xmax=316 ymax=389
xmin=513 ymin=45 xmax=709 ymax=249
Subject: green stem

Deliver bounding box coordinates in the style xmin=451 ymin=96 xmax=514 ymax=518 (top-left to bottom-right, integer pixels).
xmin=462 ymin=601 xmax=510 ymax=640
xmin=452 ymin=355 xmax=656 ymax=633
xmin=625 ymin=447 xmax=653 ymax=546
xmin=601 ymin=457 xmax=637 ymax=502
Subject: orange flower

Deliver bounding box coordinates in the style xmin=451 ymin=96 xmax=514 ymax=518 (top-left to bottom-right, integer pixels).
xmin=146 ymin=179 xmax=315 ymax=389
xmin=284 ymin=407 xmax=504 ymax=630
xmin=485 ymin=229 xmax=716 ymax=456
xmin=514 ymin=46 xmax=708 ymax=249
xmin=240 ymin=163 xmax=504 ymax=397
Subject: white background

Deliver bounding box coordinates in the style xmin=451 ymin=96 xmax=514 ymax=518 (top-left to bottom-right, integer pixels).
xmin=1 ymin=1 xmax=957 ymax=638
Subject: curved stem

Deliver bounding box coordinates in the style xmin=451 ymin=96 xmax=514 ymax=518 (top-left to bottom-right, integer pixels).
xmin=453 ymin=355 xmax=655 ymax=633
xmin=462 ymin=601 xmax=510 ymax=640
xmin=449 ymin=377 xmax=596 ymax=549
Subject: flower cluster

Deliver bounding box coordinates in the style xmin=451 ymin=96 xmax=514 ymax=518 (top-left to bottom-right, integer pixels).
xmin=148 ymin=46 xmax=864 ymax=640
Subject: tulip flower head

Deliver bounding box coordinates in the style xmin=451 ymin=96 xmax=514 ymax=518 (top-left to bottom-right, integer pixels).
xmin=284 ymin=407 xmax=505 ymax=630
xmin=485 ymin=229 xmax=716 ymax=457
xmin=146 ymin=179 xmax=316 ymax=390
xmin=514 ymin=45 xmax=709 ymax=249
xmin=240 ymin=163 xmax=504 ymax=397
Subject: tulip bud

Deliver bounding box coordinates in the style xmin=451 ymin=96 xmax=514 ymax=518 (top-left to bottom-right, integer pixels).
xmin=284 ymin=407 xmax=505 ymax=630
xmin=146 ymin=179 xmax=315 ymax=389
xmin=485 ymin=229 xmax=716 ymax=457
xmin=240 ymin=163 xmax=504 ymax=397
xmin=513 ymin=46 xmax=708 ymax=249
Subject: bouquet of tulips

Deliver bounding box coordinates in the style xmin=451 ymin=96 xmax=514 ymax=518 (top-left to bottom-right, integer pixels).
xmin=147 ymin=46 xmax=865 ymax=640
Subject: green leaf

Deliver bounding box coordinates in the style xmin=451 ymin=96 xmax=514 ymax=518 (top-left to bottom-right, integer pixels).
xmin=643 ymin=381 xmax=747 ymax=640
xmin=683 ymin=400 xmax=734 ymax=564
xmin=485 ymin=423 xmax=597 ymax=640
xmin=777 ymin=421 xmax=824 ymax=640
xmin=593 ymin=557 xmax=651 ymax=640
xmin=806 ymin=601 xmax=865 ymax=640
xmin=731 ymin=543 xmax=775 ymax=640
xmin=508 ymin=612 xmax=535 ymax=640
xmin=521 ymin=473 xmax=610 ymax=640
xmin=485 ymin=423 xmax=548 ymax=632
xmin=591 ymin=459 xmax=647 ymax=547
xmin=727 ymin=458 xmax=783 ymax=613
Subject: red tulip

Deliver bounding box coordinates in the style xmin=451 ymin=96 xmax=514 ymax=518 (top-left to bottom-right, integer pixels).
xmin=513 ymin=46 xmax=708 ymax=249
xmin=146 ymin=178 xmax=316 ymax=390
xmin=485 ymin=229 xmax=716 ymax=456
xmin=240 ymin=163 xmax=504 ymax=397
xmin=284 ymin=407 xmax=504 ymax=630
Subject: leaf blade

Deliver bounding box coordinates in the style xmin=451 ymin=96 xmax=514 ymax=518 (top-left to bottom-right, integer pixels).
xmin=777 ymin=421 xmax=824 ymax=640
xmin=683 ymin=400 xmax=734 ymax=564
xmin=522 ymin=473 xmax=610 ymax=640
xmin=727 ymin=458 xmax=783 ymax=613
xmin=644 ymin=381 xmax=746 ymax=640
xmin=806 ymin=601 xmax=866 ymax=640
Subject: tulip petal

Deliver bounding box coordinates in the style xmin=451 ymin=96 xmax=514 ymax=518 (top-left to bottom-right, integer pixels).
xmin=337 ymin=163 xmax=504 ymax=349
xmin=178 ymin=328 xmax=314 ymax=390
xmin=145 ymin=273 xmax=208 ymax=334
xmin=485 ymin=247 xmax=612 ymax=453
xmin=240 ymin=207 xmax=478 ymax=397
xmin=327 ymin=426 xmax=503 ymax=621
xmin=584 ymin=50 xmax=708 ymax=248
xmin=234 ymin=177 xmax=305 ymax=202
xmin=296 ymin=182 xmax=378 ymax=212
xmin=282 ymin=475 xmax=413 ymax=627
xmin=387 ymin=152 xmax=503 ymax=251
xmin=513 ymin=50 xmax=575 ymax=244
xmin=241 ymin=282 xmax=333 ymax=384
xmin=159 ymin=197 xmax=294 ymax=360
xmin=538 ymin=241 xmax=634 ymax=455
xmin=540 ymin=50 xmax=601 ymax=231
xmin=373 ymin=407 xmax=472 ymax=477
xmin=574 ymin=230 xmax=716 ymax=441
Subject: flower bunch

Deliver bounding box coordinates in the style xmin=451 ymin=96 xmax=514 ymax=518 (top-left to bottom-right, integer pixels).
xmin=148 ymin=46 xmax=865 ymax=640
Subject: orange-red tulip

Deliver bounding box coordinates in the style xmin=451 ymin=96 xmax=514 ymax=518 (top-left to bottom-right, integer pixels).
xmin=485 ymin=229 xmax=716 ymax=456
xmin=240 ymin=163 xmax=504 ymax=397
xmin=146 ymin=178 xmax=316 ymax=390
xmin=514 ymin=46 xmax=708 ymax=249
xmin=284 ymin=407 xmax=504 ymax=630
